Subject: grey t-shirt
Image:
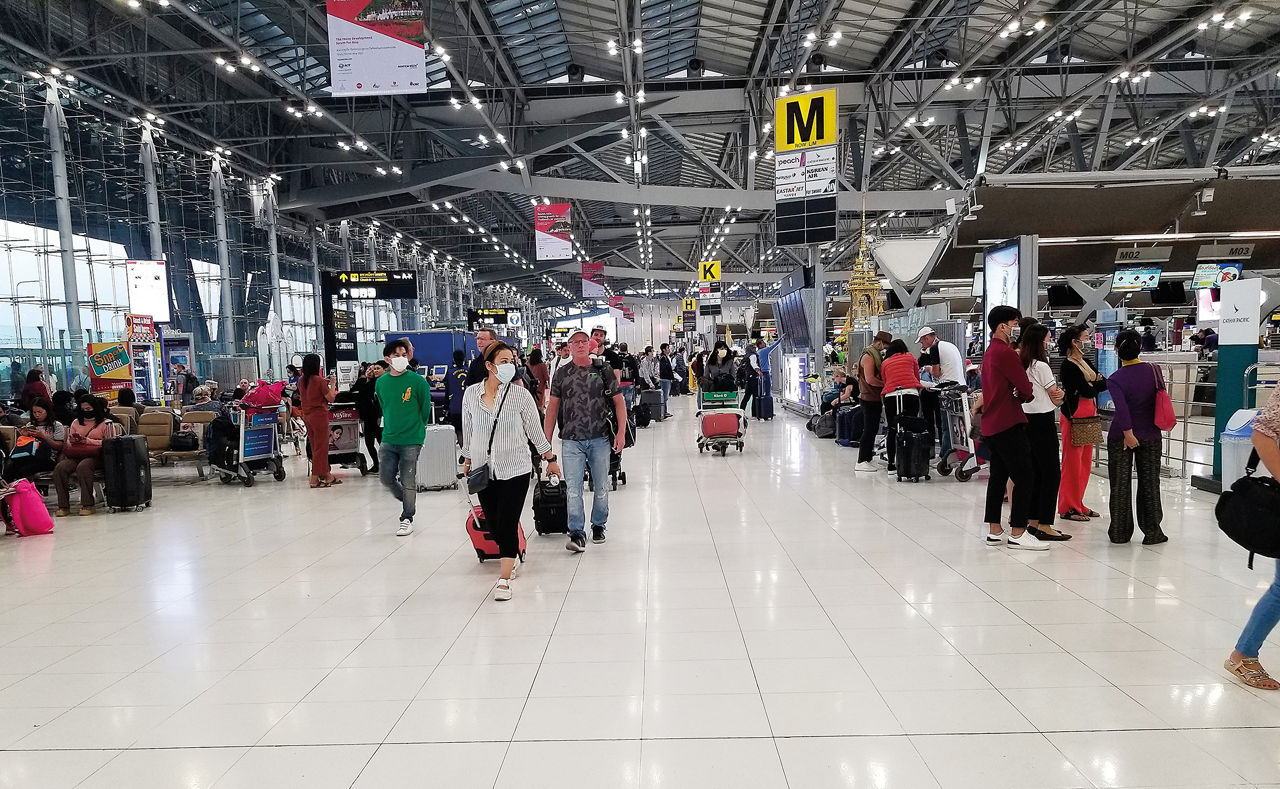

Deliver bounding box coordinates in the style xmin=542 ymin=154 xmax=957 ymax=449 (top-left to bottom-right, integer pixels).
xmin=550 ymin=360 xmax=621 ymax=442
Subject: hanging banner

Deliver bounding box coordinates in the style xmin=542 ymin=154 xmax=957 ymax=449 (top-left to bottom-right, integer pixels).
xmin=124 ymin=314 xmax=156 ymax=343
xmin=125 ymin=259 xmax=170 ymax=323
xmin=582 ymin=260 xmax=606 ymax=297
xmin=535 ymin=202 xmax=572 ymax=261
xmin=326 ymin=0 xmax=427 ymax=97
xmin=87 ymin=342 xmax=134 ymax=393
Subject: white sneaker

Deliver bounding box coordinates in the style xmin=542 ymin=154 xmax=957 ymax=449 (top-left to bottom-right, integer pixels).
xmin=494 ymin=580 xmax=512 ymax=601
xmin=396 ymin=519 xmax=414 ymax=537
xmin=510 ymin=558 xmax=522 ymax=578
xmin=1007 ymin=529 xmax=1050 ymax=551
xmin=984 ymin=530 xmax=1006 ymax=547
xmin=855 ymin=462 xmax=878 ymax=473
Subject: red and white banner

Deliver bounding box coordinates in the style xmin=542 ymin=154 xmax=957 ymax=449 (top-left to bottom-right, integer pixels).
xmin=535 ymin=202 xmax=572 ymax=261
xmin=326 ymin=0 xmax=427 ymax=97
xmin=582 ymin=261 xmax=606 ymax=298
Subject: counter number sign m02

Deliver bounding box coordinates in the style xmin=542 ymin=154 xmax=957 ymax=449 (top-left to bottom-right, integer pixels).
xmin=775 ymin=89 xmax=838 ymax=153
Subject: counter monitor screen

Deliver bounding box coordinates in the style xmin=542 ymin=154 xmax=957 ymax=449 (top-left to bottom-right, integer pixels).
xmin=1111 ymin=265 xmax=1162 ymax=292
xmin=1191 ymin=262 xmax=1244 ymax=289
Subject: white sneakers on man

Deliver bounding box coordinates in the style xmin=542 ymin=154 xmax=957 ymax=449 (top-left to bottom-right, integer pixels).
xmin=984 ymin=529 xmax=1050 ymax=550
xmin=854 ymin=462 xmax=878 ymax=473
xmin=396 ymin=519 xmax=413 ymax=537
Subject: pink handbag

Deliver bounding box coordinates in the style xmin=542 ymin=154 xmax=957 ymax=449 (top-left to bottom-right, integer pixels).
xmin=1152 ymin=364 xmax=1177 ymax=432
xmin=2 ymin=479 xmax=55 ymax=536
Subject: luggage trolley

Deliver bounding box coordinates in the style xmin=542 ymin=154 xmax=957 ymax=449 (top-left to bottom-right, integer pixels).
xmin=213 ymin=406 xmax=287 ymax=487
xmin=936 ymin=384 xmax=984 ymax=482
xmin=696 ymin=391 xmax=747 ymax=456
xmin=318 ymin=405 xmax=370 ymax=475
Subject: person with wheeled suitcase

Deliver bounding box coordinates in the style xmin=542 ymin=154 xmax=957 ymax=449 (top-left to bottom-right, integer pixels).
xmin=462 ymin=341 xmax=559 ymax=600
xmin=375 ymin=338 xmax=434 ymax=536
xmin=544 ymin=329 xmax=628 ymax=552
xmin=880 ymin=340 xmax=927 ymax=478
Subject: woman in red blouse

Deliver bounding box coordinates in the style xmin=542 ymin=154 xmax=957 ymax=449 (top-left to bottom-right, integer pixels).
xmin=880 ymin=340 xmax=925 ymax=473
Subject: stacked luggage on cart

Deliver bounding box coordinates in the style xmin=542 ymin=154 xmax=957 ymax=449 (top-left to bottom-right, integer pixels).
xmin=697 ymin=391 xmax=746 ymax=456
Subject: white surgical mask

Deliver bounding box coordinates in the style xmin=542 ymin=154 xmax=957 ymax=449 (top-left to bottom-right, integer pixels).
xmin=389 ymin=357 xmax=409 ymax=372
xmin=496 ymin=363 xmax=516 ymax=384
xmin=1008 ymin=325 xmax=1021 ymax=342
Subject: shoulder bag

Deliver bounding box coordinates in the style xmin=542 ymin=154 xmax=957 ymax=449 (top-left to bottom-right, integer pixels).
xmin=1064 ymin=358 xmax=1103 ymax=446
xmin=1152 ymin=364 xmax=1177 ymax=432
xmin=1216 ymin=448 xmax=1280 ymax=568
xmin=466 ymin=385 xmax=511 ymax=495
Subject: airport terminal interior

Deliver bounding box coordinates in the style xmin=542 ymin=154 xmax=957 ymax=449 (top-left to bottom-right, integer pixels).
xmin=3 ymin=0 xmax=1280 ymax=786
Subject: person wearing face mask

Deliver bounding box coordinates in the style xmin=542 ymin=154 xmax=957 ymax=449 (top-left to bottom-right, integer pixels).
xmin=375 ymin=338 xmax=434 ymax=536
xmin=1057 ymin=324 xmax=1107 ymax=523
xmin=701 ymin=340 xmax=738 ymax=392
xmin=980 ymin=306 xmax=1048 ymax=550
xmin=462 ymin=341 xmax=559 ymax=599
xmin=1017 ymin=321 xmax=1069 ymax=540
xmin=52 ymin=395 xmax=114 ymax=516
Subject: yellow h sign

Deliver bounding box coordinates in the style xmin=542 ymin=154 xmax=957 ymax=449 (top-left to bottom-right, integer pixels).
xmin=698 ymin=260 xmax=721 ymax=282
xmin=774 ymin=89 xmax=838 ymax=152
xmin=682 ymin=298 xmax=696 ymax=312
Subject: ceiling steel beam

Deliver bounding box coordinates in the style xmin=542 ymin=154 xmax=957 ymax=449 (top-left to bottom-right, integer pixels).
xmin=650 ymin=115 xmax=738 ymax=188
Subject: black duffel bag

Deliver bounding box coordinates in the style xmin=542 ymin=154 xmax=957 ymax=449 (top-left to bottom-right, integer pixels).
xmin=169 ymin=430 xmax=200 ymax=452
xmin=1216 ymin=448 xmax=1280 ymax=569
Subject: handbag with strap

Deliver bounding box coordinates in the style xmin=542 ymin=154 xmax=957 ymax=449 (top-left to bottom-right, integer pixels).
xmin=1064 ymin=358 xmax=1104 ymax=446
xmin=1216 ymin=448 xmax=1280 ymax=568
xmin=466 ymin=385 xmax=511 ymax=495
xmin=1152 ymin=364 xmax=1177 ymax=432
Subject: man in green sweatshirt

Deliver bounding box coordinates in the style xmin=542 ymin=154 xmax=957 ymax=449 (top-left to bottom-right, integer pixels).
xmin=374 ymin=338 xmax=433 ymax=536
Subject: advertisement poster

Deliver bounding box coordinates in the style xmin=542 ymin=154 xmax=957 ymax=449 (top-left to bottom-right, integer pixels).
xmin=982 ymin=239 xmax=1019 ymax=343
xmin=535 ymin=202 xmax=572 ymax=261
xmin=125 ymin=314 xmax=156 ymax=343
xmin=87 ymin=342 xmax=134 ymax=393
xmin=1192 ymin=262 xmax=1244 ymax=289
xmin=582 ymin=260 xmax=606 ymax=297
xmin=125 ymin=259 xmax=170 ymax=323
xmin=326 ymin=0 xmax=427 ymax=97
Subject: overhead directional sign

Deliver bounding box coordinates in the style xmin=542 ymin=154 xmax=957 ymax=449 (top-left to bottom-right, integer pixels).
xmin=682 ymin=298 xmax=697 ymax=312
xmin=698 ymin=260 xmax=721 ymax=282
xmin=775 ymin=89 xmax=838 ymax=153
xmin=322 ymin=270 xmax=418 ymax=299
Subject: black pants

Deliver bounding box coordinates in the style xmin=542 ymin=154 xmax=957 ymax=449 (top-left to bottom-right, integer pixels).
xmin=447 ymin=412 xmax=463 ymax=445
xmin=984 ymin=423 xmax=1035 ymax=529
xmin=1025 ymin=411 xmax=1061 ymax=527
xmin=476 ymin=473 xmax=531 ymax=559
xmin=856 ymin=398 xmax=883 ymax=463
xmin=2 ymin=456 xmax=55 ymax=483
xmin=1107 ymin=439 xmax=1164 ymax=542
xmin=362 ymin=418 xmax=381 ymax=468
xmin=740 ymin=377 xmax=758 ymax=412
xmin=921 ymin=388 xmax=941 ymax=442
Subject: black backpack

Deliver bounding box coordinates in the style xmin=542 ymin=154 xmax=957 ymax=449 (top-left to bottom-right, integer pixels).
xmin=1216 ymin=450 xmax=1280 ymax=568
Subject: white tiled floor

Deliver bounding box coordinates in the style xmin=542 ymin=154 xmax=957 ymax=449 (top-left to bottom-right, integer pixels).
xmin=1 ymin=395 xmax=1278 ymax=788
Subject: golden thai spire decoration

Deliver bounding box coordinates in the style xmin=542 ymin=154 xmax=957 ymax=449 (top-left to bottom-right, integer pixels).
xmin=846 ymin=191 xmax=883 ymax=326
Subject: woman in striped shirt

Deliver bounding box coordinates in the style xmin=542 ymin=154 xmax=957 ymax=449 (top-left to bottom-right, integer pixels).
xmin=461 ymin=341 xmax=560 ymax=601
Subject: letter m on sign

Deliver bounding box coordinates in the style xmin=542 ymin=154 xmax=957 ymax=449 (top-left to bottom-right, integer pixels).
xmin=786 ymin=101 xmax=822 ymax=148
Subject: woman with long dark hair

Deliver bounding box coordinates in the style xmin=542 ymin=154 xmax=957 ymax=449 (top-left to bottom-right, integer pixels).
xmin=1057 ymin=325 xmax=1107 ymax=521
xmin=298 ymin=353 xmax=339 ymax=488
xmin=1104 ymin=330 xmax=1168 ymax=544
xmin=1017 ymin=323 xmax=1069 ymax=540
xmin=461 ymin=341 xmax=559 ymax=601
xmin=4 ymin=398 xmax=65 ymax=482
xmin=880 ymin=339 xmax=924 ymax=474
xmin=52 ymin=396 xmax=113 ymax=516
xmin=20 ymin=368 xmax=51 ymax=412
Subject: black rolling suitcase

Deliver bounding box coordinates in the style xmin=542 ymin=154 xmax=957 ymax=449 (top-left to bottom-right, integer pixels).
xmin=751 ymin=378 xmax=774 ymax=420
xmin=640 ymin=389 xmax=665 ymax=421
xmin=102 ymin=435 xmax=152 ymax=511
xmin=895 ymin=415 xmax=932 ymax=482
xmin=532 ymin=473 xmax=568 ymax=535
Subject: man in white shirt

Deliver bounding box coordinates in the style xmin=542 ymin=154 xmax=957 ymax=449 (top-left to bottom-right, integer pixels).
xmin=918 ymin=326 xmax=966 ymax=456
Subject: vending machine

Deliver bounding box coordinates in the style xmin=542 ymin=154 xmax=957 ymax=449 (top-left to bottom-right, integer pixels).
xmin=125 ymin=314 xmax=163 ymax=403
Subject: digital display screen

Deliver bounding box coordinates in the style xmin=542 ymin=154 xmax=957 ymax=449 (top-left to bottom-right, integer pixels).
xmin=776 ymin=291 xmax=812 ymax=350
xmin=983 ymin=239 xmax=1019 ymax=344
xmin=1197 ymin=287 xmax=1221 ymax=323
xmin=1111 ymin=265 xmax=1163 ymax=292
xmin=1192 ymin=262 xmax=1243 ymax=289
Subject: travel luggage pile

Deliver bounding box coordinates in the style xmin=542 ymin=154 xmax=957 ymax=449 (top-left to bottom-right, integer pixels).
xmin=532 ymin=472 xmax=568 ymax=535
xmin=835 ymin=404 xmax=862 ymax=447
xmin=697 ymin=391 xmax=746 ymax=456
xmin=417 ymin=424 xmax=461 ymax=491
xmin=640 ymin=389 xmax=665 ymax=422
xmin=101 ymin=434 xmax=153 ymax=511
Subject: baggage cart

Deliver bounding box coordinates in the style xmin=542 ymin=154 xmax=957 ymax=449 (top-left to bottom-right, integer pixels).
xmin=213 ymin=406 xmax=287 ymax=487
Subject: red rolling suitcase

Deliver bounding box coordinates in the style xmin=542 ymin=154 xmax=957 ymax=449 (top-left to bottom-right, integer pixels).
xmin=466 ymin=503 xmax=527 ymax=562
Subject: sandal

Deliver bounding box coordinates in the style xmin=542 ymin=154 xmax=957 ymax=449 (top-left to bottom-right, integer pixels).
xmin=1084 ymin=509 xmax=1101 ymax=518
xmin=1225 ymin=656 xmax=1280 ymax=690
xmin=314 ymin=480 xmax=333 ymax=488
xmin=1061 ymin=511 xmax=1091 ymax=522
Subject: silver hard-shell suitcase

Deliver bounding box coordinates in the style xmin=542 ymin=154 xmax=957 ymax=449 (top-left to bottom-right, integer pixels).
xmin=416 ymin=424 xmax=460 ymax=491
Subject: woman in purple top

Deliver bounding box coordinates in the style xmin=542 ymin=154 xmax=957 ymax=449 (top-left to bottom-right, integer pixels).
xmin=1104 ymin=330 xmax=1168 ymax=545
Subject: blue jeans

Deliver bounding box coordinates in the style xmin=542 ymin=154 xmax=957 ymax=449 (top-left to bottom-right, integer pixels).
xmin=561 ymin=437 xmax=612 ymax=537
xmin=1237 ymin=559 xmax=1280 ymax=657
xmin=659 ymin=380 xmax=671 ymax=415
xmin=378 ymin=443 xmax=420 ymax=521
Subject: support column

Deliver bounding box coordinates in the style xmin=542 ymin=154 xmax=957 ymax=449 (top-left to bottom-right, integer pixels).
xmin=210 ymin=158 xmax=235 ymax=353
xmin=139 ymin=125 xmax=164 ymax=261
xmin=809 ymin=245 xmax=824 ymax=383
xmin=444 ymin=267 xmax=454 ymax=325
xmin=264 ymin=179 xmax=283 ymax=319
xmin=310 ymin=230 xmax=324 ymax=343
xmin=45 ymin=78 xmax=85 ymax=364
xmin=369 ymin=229 xmax=380 ymax=338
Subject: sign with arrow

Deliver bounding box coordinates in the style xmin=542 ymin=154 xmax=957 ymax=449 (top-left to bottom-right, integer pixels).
xmin=322 ymin=270 xmax=418 ymax=299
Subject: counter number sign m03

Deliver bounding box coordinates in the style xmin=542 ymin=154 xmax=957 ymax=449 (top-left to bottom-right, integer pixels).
xmin=775 ymin=89 xmax=838 ymax=153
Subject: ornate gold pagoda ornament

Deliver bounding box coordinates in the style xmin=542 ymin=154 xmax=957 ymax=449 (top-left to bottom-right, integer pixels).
xmin=846 ymin=194 xmax=883 ymax=327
